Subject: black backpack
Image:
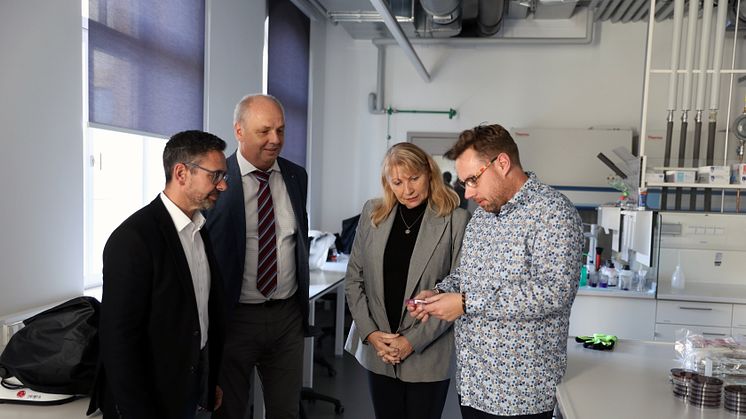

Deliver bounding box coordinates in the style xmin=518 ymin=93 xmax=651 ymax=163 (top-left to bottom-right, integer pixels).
xmin=0 ymin=296 xmax=100 ymax=395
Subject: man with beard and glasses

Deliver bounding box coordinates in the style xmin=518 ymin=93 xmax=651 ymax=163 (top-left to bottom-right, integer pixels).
xmin=409 ymin=124 xmax=583 ymax=419
xmin=95 ymin=130 xmax=228 ymax=419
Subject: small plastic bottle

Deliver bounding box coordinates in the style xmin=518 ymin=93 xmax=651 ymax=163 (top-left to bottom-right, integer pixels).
xmin=587 ymin=264 xmax=598 ymax=287
xmin=606 ymin=260 xmax=618 ymax=287
xmin=579 ymin=265 xmax=588 ymax=287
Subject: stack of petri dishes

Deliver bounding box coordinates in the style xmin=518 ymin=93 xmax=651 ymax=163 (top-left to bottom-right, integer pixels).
xmin=724 ymin=385 xmax=746 ymax=414
xmin=671 ymin=368 xmax=698 ymax=400
xmin=687 ymin=374 xmax=723 ymax=408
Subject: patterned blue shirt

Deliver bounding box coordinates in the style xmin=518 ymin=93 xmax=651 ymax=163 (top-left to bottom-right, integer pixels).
xmin=436 ymin=172 xmax=583 ymax=416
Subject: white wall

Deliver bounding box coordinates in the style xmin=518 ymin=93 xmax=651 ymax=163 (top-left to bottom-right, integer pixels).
xmin=0 ymin=0 xmax=84 ymax=316
xmin=0 ymin=0 xmax=267 ymax=318
xmin=205 ymin=0 xmax=266 ymax=154
xmin=310 ymin=21 xmax=647 ymax=231
xmin=309 ymin=19 xmax=746 ymax=233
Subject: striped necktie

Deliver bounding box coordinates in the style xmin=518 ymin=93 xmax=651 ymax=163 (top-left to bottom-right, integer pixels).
xmin=253 ymin=170 xmax=277 ymax=297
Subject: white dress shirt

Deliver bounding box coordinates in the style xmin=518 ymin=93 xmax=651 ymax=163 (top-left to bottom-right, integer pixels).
xmin=160 ymin=192 xmax=210 ymax=349
xmin=236 ymin=152 xmax=298 ymax=303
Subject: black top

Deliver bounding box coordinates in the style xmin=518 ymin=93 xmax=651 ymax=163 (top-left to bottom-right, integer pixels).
xmin=383 ymin=201 xmax=427 ymax=333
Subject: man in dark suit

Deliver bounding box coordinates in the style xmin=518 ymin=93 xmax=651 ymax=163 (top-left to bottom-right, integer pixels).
xmin=98 ymin=130 xmax=228 ymax=419
xmin=206 ymin=94 xmax=309 ymax=419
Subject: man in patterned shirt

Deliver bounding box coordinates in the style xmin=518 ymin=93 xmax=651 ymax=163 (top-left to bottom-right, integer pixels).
xmin=409 ymin=124 xmax=583 ymax=419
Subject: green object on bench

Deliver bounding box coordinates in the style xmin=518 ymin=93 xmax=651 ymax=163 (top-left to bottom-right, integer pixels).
xmin=575 ymin=333 xmax=617 ymax=350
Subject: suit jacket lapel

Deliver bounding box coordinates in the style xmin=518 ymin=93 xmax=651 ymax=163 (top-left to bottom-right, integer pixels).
xmin=403 ymin=207 xmax=447 ymax=301
xmin=226 ymin=154 xmax=246 ymax=258
xmin=151 ymin=197 xmax=199 ymax=311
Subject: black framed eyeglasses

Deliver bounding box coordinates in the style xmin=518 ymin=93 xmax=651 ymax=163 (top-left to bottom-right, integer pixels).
xmin=458 ymin=156 xmax=498 ymax=188
xmin=183 ymin=162 xmax=228 ymax=185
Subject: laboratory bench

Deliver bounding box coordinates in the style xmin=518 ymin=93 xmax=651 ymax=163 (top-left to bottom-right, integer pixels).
xmin=557 ymin=338 xmax=738 ymax=419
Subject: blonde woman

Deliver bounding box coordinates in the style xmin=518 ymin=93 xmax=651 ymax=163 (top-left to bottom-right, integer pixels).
xmin=345 ymin=142 xmax=470 ymax=419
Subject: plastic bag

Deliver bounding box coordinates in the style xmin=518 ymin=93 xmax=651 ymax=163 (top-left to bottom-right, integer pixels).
xmin=309 ymin=230 xmax=336 ymax=270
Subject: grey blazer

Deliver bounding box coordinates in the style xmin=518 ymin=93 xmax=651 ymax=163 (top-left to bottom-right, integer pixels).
xmin=344 ymin=199 xmax=470 ymax=382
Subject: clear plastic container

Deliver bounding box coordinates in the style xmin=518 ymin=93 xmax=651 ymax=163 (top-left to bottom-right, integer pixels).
xmin=618 ymin=265 xmax=634 ymax=291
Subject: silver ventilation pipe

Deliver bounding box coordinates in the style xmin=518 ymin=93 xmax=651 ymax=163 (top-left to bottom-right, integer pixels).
xmin=368 ymin=45 xmax=386 ymax=114
xmin=370 ymin=0 xmax=431 ymax=83
xmin=421 ymin=0 xmax=462 ymax=24
xmin=477 ymin=0 xmax=505 ymax=37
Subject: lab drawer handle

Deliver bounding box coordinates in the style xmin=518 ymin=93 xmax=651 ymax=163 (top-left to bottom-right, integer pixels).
xmin=678 ymin=306 xmax=713 ymax=311
xmin=702 ymin=332 xmax=727 ymax=336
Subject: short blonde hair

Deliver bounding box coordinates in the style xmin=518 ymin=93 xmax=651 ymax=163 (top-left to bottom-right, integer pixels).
xmin=371 ymin=143 xmax=459 ymax=226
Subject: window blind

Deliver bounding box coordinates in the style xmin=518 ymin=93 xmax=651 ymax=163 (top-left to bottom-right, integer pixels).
xmin=88 ymin=0 xmax=205 ymax=137
xmin=268 ymin=0 xmax=309 ymax=168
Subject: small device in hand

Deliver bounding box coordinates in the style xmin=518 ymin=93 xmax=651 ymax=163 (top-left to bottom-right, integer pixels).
xmin=405 ymin=299 xmax=428 ymax=305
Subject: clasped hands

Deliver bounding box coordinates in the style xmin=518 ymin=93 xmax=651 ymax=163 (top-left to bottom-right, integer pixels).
xmin=406 ymin=290 xmax=464 ymax=323
xmin=367 ymin=331 xmax=413 ymax=365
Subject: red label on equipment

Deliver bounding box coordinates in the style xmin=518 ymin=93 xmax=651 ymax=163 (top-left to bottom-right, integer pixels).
xmin=17 ymin=390 xmax=25 ymax=398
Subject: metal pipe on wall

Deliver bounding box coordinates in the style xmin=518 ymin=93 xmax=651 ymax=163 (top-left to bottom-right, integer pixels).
xmin=660 ymin=0 xmax=684 ymax=210
xmin=693 ymin=0 xmax=715 ymax=210
xmin=683 ymin=0 xmax=698 ymax=210
xmin=369 ymin=0 xmax=431 ymax=83
xmin=667 ymin=0 xmax=685 ymax=210
xmin=704 ymin=0 xmax=729 ymax=211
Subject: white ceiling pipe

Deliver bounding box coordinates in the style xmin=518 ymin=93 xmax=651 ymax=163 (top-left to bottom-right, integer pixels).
xmin=681 ymin=0 xmax=699 ymax=111
xmin=667 ymin=0 xmax=685 ymax=111
xmin=369 ymin=0 xmax=431 ymax=83
xmin=695 ymin=0 xmax=714 ymax=112
xmin=709 ymin=0 xmax=729 ymax=110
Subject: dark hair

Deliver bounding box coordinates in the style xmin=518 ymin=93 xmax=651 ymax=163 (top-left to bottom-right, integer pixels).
xmin=163 ymin=130 xmax=226 ymax=182
xmin=443 ymin=171 xmax=452 ymax=183
xmin=445 ymin=124 xmax=521 ymax=167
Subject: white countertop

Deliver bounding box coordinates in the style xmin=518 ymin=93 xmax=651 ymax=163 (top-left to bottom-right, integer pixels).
xmin=0 ymin=397 xmax=91 ymax=418
xmin=657 ymin=281 xmax=746 ymax=304
xmin=557 ymin=339 xmax=736 ymax=419
xmin=577 ymin=285 xmax=656 ymax=299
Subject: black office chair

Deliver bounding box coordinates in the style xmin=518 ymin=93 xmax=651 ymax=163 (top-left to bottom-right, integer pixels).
xmin=300 ymin=306 xmax=344 ymax=417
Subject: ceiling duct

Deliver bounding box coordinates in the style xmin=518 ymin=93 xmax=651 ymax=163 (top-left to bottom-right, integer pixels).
xmin=295 ymin=0 xmax=718 ymax=42
xmin=421 ymin=0 xmax=462 ymax=23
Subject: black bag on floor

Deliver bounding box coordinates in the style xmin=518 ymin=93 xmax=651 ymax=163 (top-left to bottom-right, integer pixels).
xmin=0 ymin=296 xmax=100 ymax=395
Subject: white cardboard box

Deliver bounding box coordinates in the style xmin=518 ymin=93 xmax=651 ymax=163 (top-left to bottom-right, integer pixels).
xmin=698 ymin=165 xmax=730 ymax=177
xmin=645 ymin=172 xmax=664 ymax=183
xmin=665 ymin=170 xmax=696 ymax=183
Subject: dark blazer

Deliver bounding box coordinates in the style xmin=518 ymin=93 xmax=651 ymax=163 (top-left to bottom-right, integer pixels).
xmin=205 ymin=154 xmax=310 ymax=328
xmin=94 ymin=197 xmax=226 ymax=419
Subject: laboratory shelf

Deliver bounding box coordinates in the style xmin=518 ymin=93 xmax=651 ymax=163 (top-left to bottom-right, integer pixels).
xmin=646 ymin=182 xmax=746 ymax=190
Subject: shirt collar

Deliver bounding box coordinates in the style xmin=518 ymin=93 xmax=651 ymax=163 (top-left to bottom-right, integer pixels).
xmin=236 ymin=151 xmax=281 ymax=177
xmin=159 ymin=192 xmax=206 ymax=234
xmin=500 ymin=171 xmax=539 ymax=215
